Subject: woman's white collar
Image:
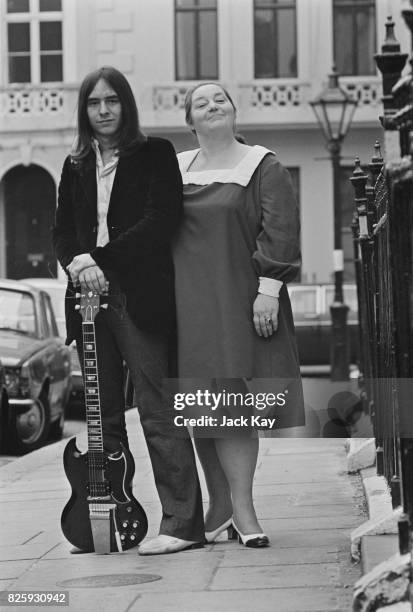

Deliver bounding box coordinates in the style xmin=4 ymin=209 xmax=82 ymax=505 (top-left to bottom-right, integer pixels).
xmin=177 ymin=145 xmax=275 ymax=186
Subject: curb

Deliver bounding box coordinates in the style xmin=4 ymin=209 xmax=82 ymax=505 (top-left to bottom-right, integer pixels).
xmin=351 ymin=467 xmax=399 ymax=561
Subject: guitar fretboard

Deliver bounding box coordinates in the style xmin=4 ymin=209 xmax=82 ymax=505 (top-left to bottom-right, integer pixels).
xmin=82 ymin=322 xmax=104 ymax=454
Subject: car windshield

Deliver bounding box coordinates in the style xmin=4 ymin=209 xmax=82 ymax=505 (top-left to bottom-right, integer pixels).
xmin=0 ymin=289 xmax=36 ymax=336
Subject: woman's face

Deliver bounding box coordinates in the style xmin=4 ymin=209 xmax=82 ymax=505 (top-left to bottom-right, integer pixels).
xmin=189 ymin=84 xmax=235 ymax=137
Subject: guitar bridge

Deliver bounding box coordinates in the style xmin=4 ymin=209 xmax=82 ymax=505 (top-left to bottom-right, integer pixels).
xmin=89 ymin=503 xmax=122 ymax=554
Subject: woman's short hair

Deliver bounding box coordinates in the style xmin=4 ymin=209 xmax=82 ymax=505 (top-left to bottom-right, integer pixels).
xmin=71 ymin=66 xmax=146 ymax=162
xmin=184 ymin=82 xmax=237 ymax=134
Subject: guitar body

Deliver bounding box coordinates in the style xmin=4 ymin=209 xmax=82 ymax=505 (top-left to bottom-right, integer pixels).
xmin=61 ymin=437 xmax=148 ymax=552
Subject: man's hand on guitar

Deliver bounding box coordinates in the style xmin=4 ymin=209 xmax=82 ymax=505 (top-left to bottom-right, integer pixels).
xmin=78 ymin=265 xmax=109 ymax=294
xmin=67 ymin=253 xmax=96 ymax=285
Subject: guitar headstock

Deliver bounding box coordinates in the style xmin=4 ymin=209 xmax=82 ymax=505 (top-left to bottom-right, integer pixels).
xmin=75 ymin=289 xmax=108 ymax=322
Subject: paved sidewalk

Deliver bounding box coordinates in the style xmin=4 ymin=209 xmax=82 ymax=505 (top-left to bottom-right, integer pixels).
xmin=0 ymin=379 xmax=364 ymax=612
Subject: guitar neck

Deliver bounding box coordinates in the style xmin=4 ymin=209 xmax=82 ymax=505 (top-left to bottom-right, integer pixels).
xmin=82 ymin=321 xmax=104 ymax=454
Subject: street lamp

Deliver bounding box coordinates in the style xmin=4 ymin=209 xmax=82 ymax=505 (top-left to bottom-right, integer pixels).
xmin=310 ymin=66 xmax=358 ymax=381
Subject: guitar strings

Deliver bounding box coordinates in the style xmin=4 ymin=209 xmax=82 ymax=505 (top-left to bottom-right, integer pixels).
xmin=83 ymin=323 xmax=95 ymax=494
xmin=82 ymin=316 xmax=104 ymax=497
xmin=76 ymin=291 xmax=122 ymax=499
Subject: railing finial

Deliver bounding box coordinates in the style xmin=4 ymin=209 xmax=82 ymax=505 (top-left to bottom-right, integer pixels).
xmin=369 ymin=141 xmax=384 ymax=186
xmin=371 ymin=140 xmax=384 ymax=166
xmin=382 ymin=16 xmax=400 ymax=53
xmin=352 ymin=157 xmax=364 ymax=177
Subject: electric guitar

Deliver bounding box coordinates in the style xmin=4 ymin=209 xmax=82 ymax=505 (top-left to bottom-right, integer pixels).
xmin=61 ymin=288 xmax=148 ymax=553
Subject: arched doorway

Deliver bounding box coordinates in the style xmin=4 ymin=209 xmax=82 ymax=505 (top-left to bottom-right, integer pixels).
xmin=3 ymin=165 xmax=57 ymax=279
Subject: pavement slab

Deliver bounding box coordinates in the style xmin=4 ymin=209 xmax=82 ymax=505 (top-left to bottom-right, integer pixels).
xmin=220 ymin=545 xmax=341 ymax=566
xmin=0 ymin=560 xmax=37 ymax=580
xmin=0 ymin=380 xmax=367 ymax=612
xmin=251 ymin=481 xmax=355 ymax=498
xmin=259 ymin=514 xmax=359 ymax=531
xmin=132 ymin=589 xmax=349 ymax=612
xmin=0 ymin=543 xmax=60 ymax=561
xmin=210 ymin=562 xmax=342 ymax=589
xmin=254 ymin=498 xmax=358 ymax=518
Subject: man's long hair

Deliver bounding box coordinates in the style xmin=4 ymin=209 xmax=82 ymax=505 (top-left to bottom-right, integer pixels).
xmin=71 ymin=66 xmax=146 ymax=162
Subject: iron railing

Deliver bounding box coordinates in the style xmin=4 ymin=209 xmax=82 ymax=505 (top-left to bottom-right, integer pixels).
xmin=351 ymin=13 xmax=413 ymax=590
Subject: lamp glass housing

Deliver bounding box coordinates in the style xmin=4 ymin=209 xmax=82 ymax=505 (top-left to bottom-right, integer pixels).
xmin=310 ymin=69 xmax=357 ymax=142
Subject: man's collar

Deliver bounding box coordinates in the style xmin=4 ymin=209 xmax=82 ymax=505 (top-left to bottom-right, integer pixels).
xmin=91 ymin=138 xmax=119 ymax=163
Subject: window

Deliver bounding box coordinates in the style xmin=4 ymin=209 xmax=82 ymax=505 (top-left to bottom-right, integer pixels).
xmin=8 ymin=22 xmax=31 ymax=83
xmin=7 ymin=0 xmax=30 ymax=12
xmin=333 ymin=0 xmax=376 ymax=76
xmin=43 ymin=293 xmax=59 ymax=337
xmin=6 ymin=0 xmax=63 ymax=84
xmin=254 ymin=0 xmax=297 ymax=79
xmin=0 ymin=289 xmax=36 ymax=336
xmin=289 ymin=288 xmax=317 ymax=315
xmin=175 ymin=0 xmax=218 ymax=80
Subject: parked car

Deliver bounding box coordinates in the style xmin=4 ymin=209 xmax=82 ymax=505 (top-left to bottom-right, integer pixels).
xmin=22 ymin=278 xmax=84 ymax=409
xmin=287 ymin=283 xmax=359 ymax=375
xmin=0 ymin=279 xmax=71 ymax=453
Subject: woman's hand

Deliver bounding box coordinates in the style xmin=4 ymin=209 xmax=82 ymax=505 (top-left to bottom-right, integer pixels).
xmin=253 ymin=294 xmax=279 ymax=338
xmin=67 ymin=253 xmax=96 ymax=285
xmin=78 ymin=265 xmax=109 ymax=294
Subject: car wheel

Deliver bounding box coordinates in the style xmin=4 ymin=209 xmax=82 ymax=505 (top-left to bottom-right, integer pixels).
xmin=12 ymin=395 xmax=51 ymax=454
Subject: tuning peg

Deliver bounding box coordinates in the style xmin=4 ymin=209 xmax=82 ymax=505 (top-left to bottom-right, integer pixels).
xmin=75 ymin=305 xmax=81 ymax=311
xmin=75 ymin=292 xmax=81 ymax=299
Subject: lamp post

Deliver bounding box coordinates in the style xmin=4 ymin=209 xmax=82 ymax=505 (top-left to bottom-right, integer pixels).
xmin=310 ymin=66 xmax=358 ymax=381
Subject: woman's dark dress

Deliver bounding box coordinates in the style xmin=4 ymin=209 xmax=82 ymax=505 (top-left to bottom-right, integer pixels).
xmin=173 ymin=146 xmax=304 ymax=429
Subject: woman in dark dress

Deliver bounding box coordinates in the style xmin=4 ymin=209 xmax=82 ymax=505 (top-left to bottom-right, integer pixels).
xmin=173 ymin=82 xmax=304 ymax=548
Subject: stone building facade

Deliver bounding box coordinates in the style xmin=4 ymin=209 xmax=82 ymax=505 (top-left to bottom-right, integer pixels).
xmin=0 ymin=0 xmax=409 ymax=282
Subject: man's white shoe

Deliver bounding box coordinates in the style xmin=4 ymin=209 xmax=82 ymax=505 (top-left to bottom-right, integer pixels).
xmin=138 ymin=535 xmax=204 ymax=555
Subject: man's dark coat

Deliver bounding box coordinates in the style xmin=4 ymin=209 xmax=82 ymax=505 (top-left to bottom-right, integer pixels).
xmin=53 ymin=136 xmax=183 ymax=343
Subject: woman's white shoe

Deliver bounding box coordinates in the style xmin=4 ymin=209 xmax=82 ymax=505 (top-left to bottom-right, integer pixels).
xmin=205 ymin=518 xmax=235 ymax=543
xmin=232 ymin=521 xmax=269 ymax=548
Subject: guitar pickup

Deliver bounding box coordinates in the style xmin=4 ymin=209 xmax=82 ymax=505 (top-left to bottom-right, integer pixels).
xmin=87 ymin=495 xmax=112 ymax=502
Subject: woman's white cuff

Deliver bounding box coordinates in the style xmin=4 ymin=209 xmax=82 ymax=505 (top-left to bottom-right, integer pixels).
xmin=258 ymin=277 xmax=283 ymax=298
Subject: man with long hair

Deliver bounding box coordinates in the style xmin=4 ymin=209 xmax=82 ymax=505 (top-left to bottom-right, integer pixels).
xmin=53 ymin=66 xmax=204 ymax=555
